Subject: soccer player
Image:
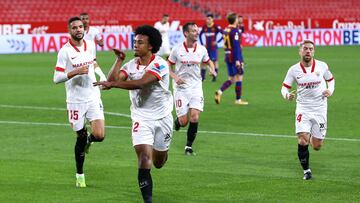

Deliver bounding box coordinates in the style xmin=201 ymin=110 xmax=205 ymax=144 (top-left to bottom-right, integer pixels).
xmin=94 ymin=25 xmax=173 ymax=203
xmin=281 ymin=39 xmax=335 ymax=180
xmin=168 ymin=22 xmax=216 ymax=155
xmin=199 ymin=13 xmax=223 ymax=82
xmin=53 ymin=16 xmax=107 ymax=187
xmin=80 ymin=12 xmax=104 ymax=47
xmin=215 ymin=12 xmax=248 ymax=105
xmin=237 ymin=15 xmax=245 ymax=37
xmin=154 ymin=14 xmax=171 ymax=58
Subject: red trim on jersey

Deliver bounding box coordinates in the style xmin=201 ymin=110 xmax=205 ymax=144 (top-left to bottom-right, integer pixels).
xmin=136 ymin=54 xmax=156 ymax=70
xmin=55 ymin=66 xmax=65 ymax=72
xmin=69 ymin=39 xmax=86 ymax=52
xmin=326 ymin=77 xmax=334 ymax=82
xmin=299 ymin=63 xmax=307 ymax=73
xmin=183 ymin=42 xmax=197 ymax=53
xmin=300 ymin=60 xmax=316 ymax=73
xmin=84 ymin=40 xmax=87 ymax=51
xmin=147 ymin=70 xmax=161 ymax=81
xmin=120 ymin=70 xmax=128 ymax=79
xmin=183 ymin=42 xmax=189 ymax=52
xmin=203 ymin=58 xmax=210 ymax=64
xmin=311 ymin=60 xmax=315 ymax=72
xmin=168 ymin=59 xmax=175 ymax=65
xmin=282 ymin=83 xmax=292 ymax=89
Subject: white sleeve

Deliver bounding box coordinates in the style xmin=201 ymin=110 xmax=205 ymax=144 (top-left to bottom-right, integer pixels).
xmin=53 ymin=50 xmax=68 ymax=84
xmin=95 ymin=66 xmax=107 ymax=81
xmin=202 ymin=46 xmax=210 ymax=63
xmin=168 ymin=47 xmax=177 ymax=64
xmin=281 ymin=68 xmax=294 ymax=99
xmin=323 ymin=63 xmax=335 ymax=95
xmin=94 ymin=28 xmax=102 ymax=41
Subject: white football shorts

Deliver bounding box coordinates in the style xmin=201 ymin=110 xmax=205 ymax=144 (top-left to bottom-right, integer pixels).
xmin=67 ymin=100 xmax=104 ymax=131
xmin=295 ymin=111 xmax=327 ymax=139
xmin=131 ymin=113 xmax=173 ymax=151
xmin=174 ymin=88 xmax=204 ymax=117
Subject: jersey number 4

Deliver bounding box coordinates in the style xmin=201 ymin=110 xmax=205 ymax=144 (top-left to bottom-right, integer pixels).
xmin=296 ymin=114 xmax=302 ymax=122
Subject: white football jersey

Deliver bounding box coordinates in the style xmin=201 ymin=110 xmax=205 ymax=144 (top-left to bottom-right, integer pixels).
xmin=120 ymin=55 xmax=173 ymax=120
xmin=83 ymin=26 xmax=102 ymax=42
xmin=168 ymin=42 xmax=210 ymax=90
xmin=55 ymin=39 xmax=101 ymax=103
xmin=154 ymin=21 xmax=170 ymax=47
xmin=282 ymin=59 xmax=334 ymax=112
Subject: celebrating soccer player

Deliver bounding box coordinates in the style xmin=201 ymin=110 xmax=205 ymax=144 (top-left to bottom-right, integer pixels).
xmin=168 ymin=22 xmax=216 ymax=155
xmin=53 ymin=16 xmax=107 ymax=187
xmin=281 ymin=39 xmax=335 ymax=180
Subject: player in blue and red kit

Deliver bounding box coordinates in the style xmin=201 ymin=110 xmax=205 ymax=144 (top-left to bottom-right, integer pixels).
xmin=199 ymin=14 xmax=222 ymax=82
xmin=215 ymin=12 xmax=248 ymax=105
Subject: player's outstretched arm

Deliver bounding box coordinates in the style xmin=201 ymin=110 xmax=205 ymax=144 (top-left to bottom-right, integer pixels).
xmin=94 ymin=72 xmax=158 ymax=90
xmin=107 ymin=49 xmax=126 ymax=82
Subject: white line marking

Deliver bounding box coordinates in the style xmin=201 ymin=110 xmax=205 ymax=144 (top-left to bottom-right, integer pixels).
xmin=0 ymin=104 xmax=130 ymax=118
xmin=0 ymin=120 xmax=358 ymax=142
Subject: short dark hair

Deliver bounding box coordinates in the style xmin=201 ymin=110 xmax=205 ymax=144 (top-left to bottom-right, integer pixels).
xmin=206 ymin=13 xmax=214 ymax=18
xmin=227 ymin=12 xmax=237 ymax=24
xmin=80 ymin=12 xmax=89 ymax=16
xmin=163 ymin=14 xmax=169 ymax=17
xmin=68 ymin=16 xmax=82 ymax=27
xmin=182 ymin=22 xmax=196 ymax=34
xmin=135 ymin=25 xmax=162 ymax=53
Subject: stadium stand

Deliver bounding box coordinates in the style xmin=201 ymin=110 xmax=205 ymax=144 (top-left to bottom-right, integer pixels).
xmin=0 ymin=0 xmax=359 ymax=22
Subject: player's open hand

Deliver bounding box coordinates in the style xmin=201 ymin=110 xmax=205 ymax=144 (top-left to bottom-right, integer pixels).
xmin=93 ymin=81 xmax=112 ymax=90
xmin=322 ymin=89 xmax=332 ymax=97
xmin=113 ymin=48 xmax=126 ymax=61
xmin=209 ymin=69 xmax=217 ymax=77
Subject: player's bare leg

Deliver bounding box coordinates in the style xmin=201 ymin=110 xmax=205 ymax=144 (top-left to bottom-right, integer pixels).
xmin=310 ymin=137 xmax=324 ymax=151
xmin=152 ymin=150 xmax=168 ymax=169
xmin=212 ymin=60 xmax=218 ymax=82
xmin=135 ymin=144 xmax=154 ymax=203
xmin=174 ymin=114 xmax=189 ymax=131
xmin=85 ymin=119 xmax=105 ymax=153
xmin=297 ymin=132 xmax=312 ymax=180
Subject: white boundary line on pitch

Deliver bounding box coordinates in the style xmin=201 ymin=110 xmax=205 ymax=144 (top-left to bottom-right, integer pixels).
xmin=0 ymin=104 xmax=131 ymax=118
xmin=0 ymin=120 xmax=359 ymax=142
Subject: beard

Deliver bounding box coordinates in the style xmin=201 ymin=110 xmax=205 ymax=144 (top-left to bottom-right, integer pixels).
xmin=303 ymin=55 xmax=312 ymax=63
xmin=71 ymin=33 xmax=84 ymax=41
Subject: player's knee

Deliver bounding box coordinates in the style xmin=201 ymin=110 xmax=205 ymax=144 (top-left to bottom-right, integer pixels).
xmin=179 ymin=117 xmax=189 ymax=127
xmin=138 ymin=154 xmax=152 ymax=168
xmin=153 ymin=161 xmax=165 ymax=169
xmin=312 ymin=143 xmax=322 ymax=151
xmin=92 ymin=129 xmax=105 ymax=140
xmin=190 ymin=114 xmax=199 ymax=123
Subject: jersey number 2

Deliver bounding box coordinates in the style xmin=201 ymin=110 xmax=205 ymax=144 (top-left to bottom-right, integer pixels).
xmin=133 ymin=122 xmax=139 ymax=132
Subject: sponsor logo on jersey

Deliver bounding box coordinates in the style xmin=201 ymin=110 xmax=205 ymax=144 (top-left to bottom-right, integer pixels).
xmin=72 ymin=60 xmax=94 ymax=68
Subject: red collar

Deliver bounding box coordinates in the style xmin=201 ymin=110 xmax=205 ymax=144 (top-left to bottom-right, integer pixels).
xmin=69 ymin=39 xmax=86 ymax=52
xmin=183 ymin=42 xmax=197 ymax=53
xmin=136 ymin=54 xmax=156 ymax=70
xmin=300 ymin=60 xmax=315 ymax=73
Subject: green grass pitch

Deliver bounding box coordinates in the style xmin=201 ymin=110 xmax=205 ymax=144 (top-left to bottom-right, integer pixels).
xmin=0 ymin=45 xmax=359 ymax=202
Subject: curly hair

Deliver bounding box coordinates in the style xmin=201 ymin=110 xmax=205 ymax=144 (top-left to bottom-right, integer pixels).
xmin=135 ymin=25 xmax=162 ymax=53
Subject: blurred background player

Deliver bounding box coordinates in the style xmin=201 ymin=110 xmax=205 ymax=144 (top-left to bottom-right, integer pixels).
xmin=80 ymin=12 xmax=104 ymax=47
xmin=281 ymin=40 xmax=335 ymax=180
xmin=53 ymin=16 xmax=107 ymax=188
xmin=237 ymin=15 xmax=245 ymax=37
xmin=169 ymin=22 xmax=216 ymax=155
xmin=94 ymin=25 xmax=173 ymax=203
xmin=154 ymin=14 xmax=171 ymax=58
xmin=215 ymin=12 xmax=248 ymax=105
xmin=199 ymin=13 xmax=223 ymax=82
